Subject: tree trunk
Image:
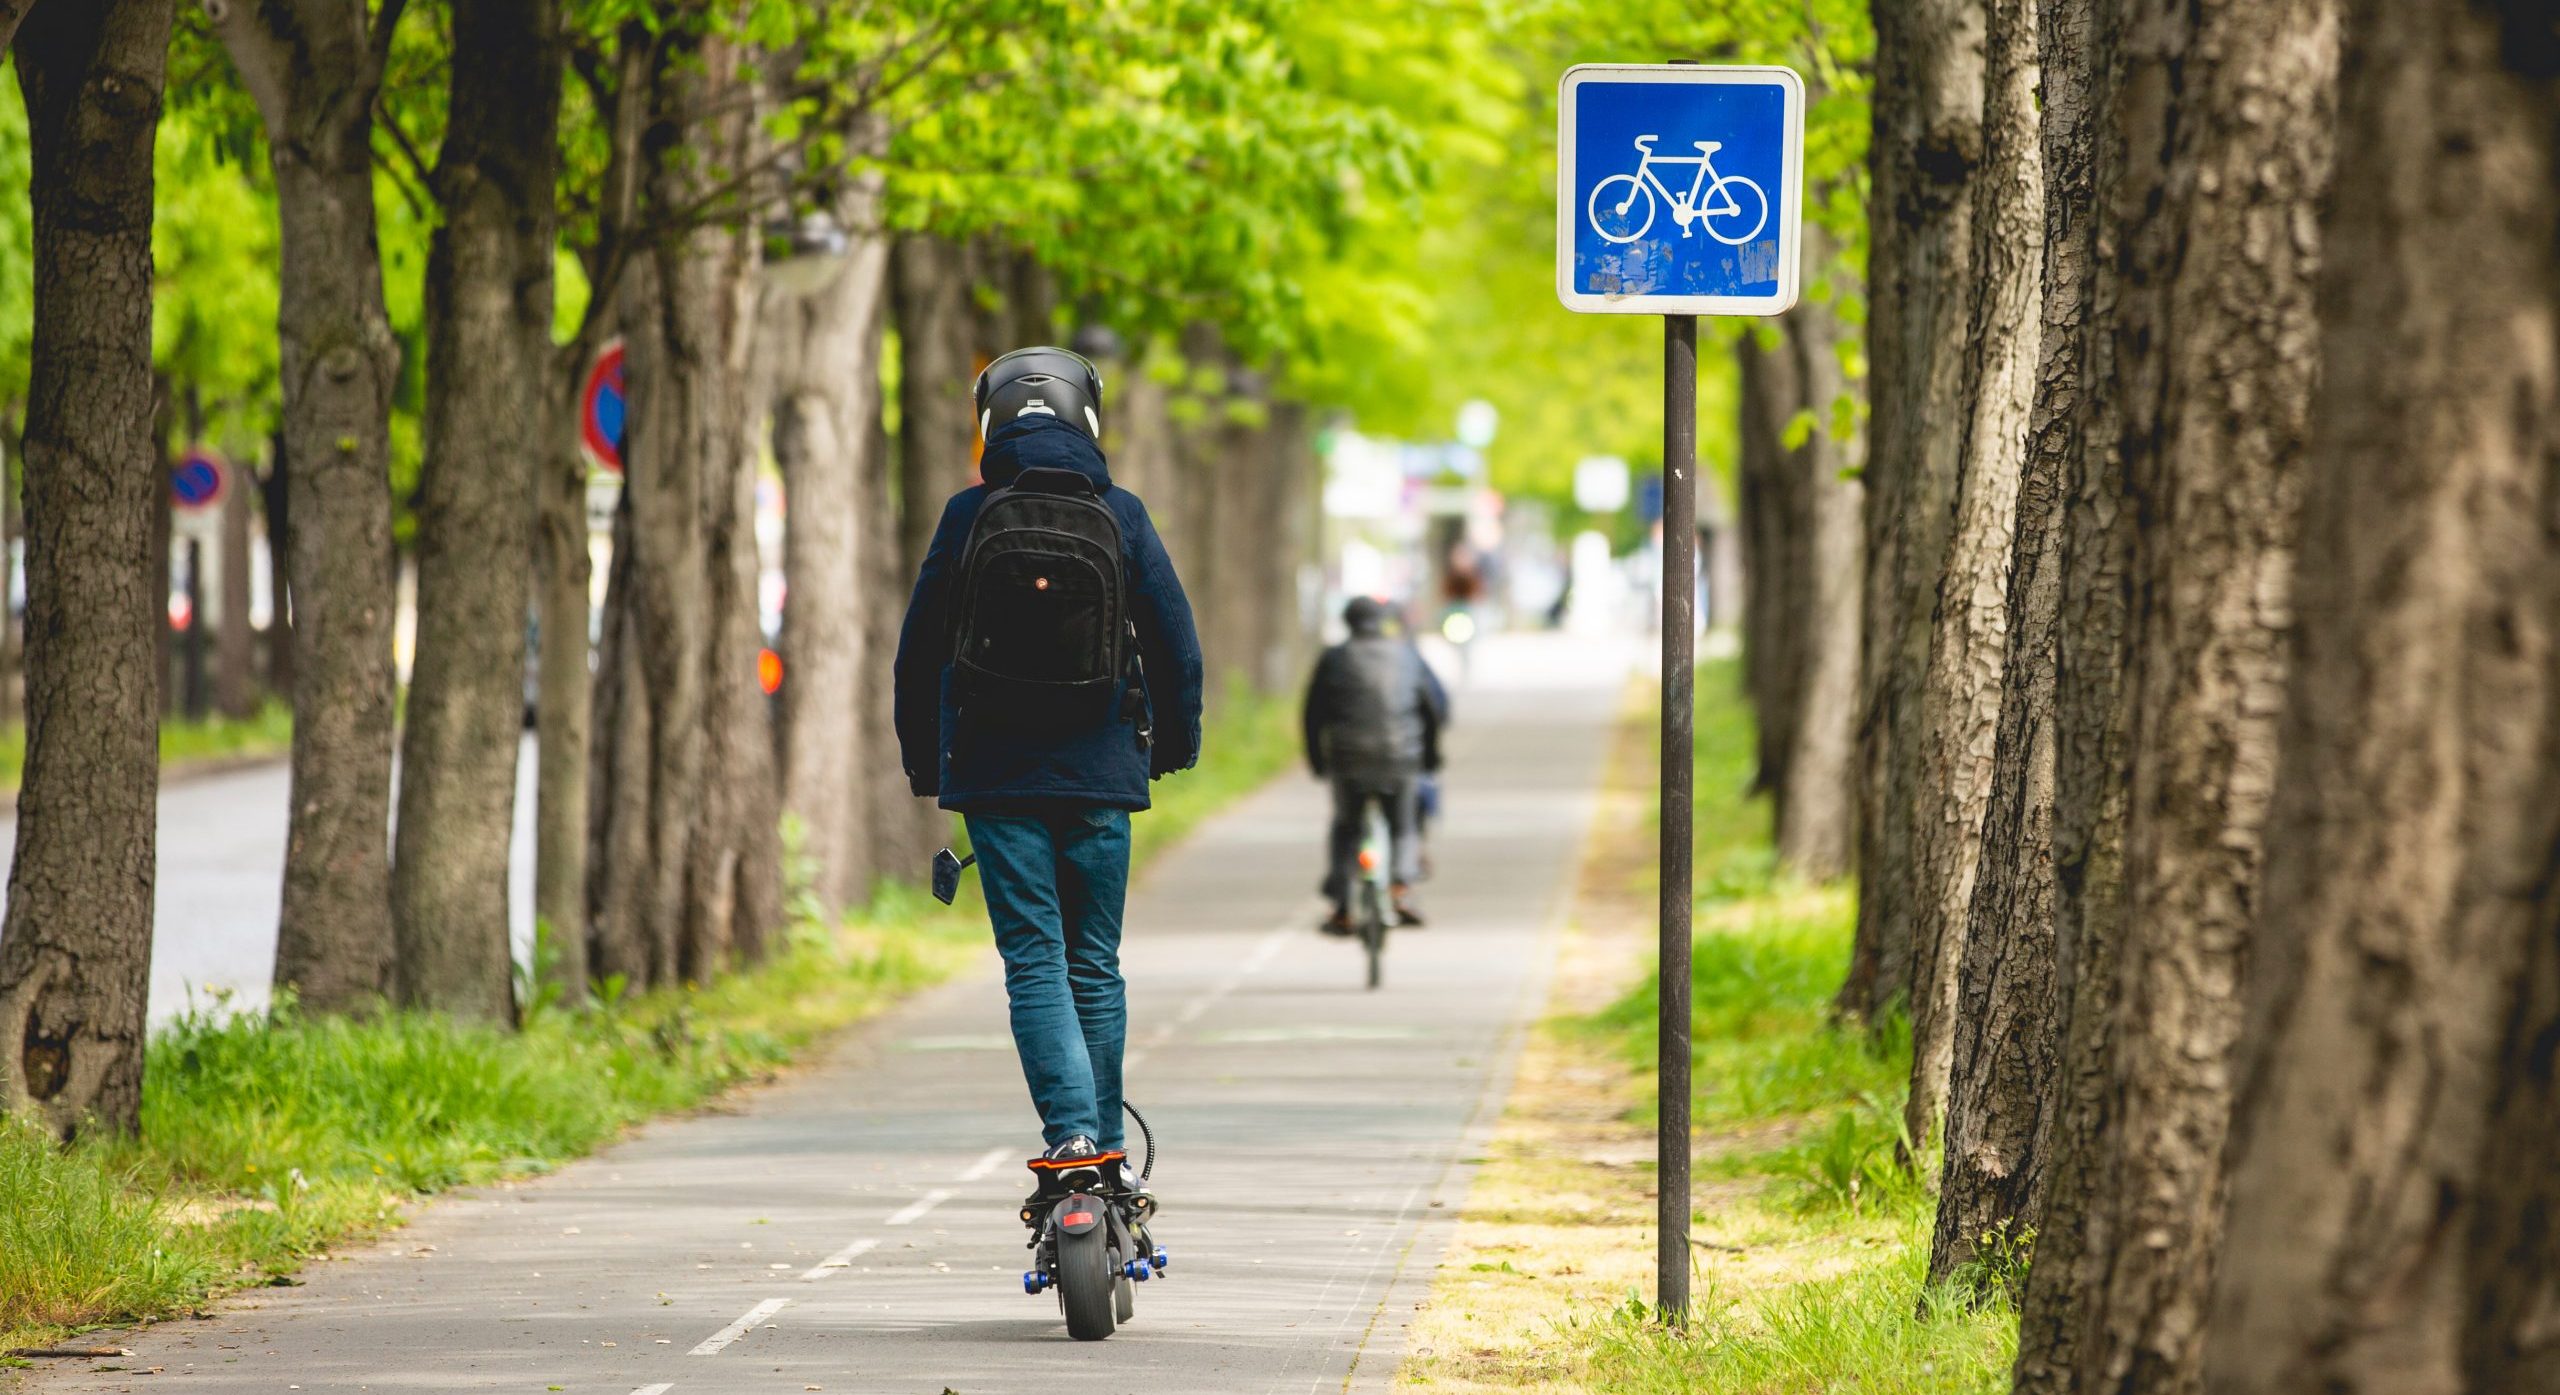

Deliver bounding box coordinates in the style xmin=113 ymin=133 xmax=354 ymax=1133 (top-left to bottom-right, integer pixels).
xmin=1256 ymin=399 xmax=1317 ymax=691
xmin=2014 ymin=1 xmax=2338 ymax=1389
xmin=533 ymin=402 xmax=592 ymax=989
xmin=880 ymin=232 xmax=976 ymax=879
xmin=2203 ymin=5 xmax=2558 ymax=1391
xmin=257 ymin=434 xmax=292 ymax=697
xmin=1901 ymin=0 xmax=2042 ymax=1155
xmin=214 ymin=438 xmax=255 ymax=718
xmin=214 ymin=0 xmax=405 ymax=1015
xmin=1842 ymin=0 xmax=1986 ymax=1023
xmin=1778 ymin=264 xmax=1865 ymax=882
xmin=585 ymin=495 xmax=650 ymax=985
xmin=769 ymin=161 xmax=890 ymax=918
xmin=1737 ymin=320 xmax=1804 ymax=804
xmin=392 ymin=0 xmax=560 ymax=1021
xmin=890 ymin=234 xmax=977 ymax=577
xmin=1928 ymin=0 xmax=2096 ymax=1289
xmin=590 ymin=29 xmax=775 ymax=983
xmin=0 ymin=1 xmax=34 ymax=57
xmin=2011 ymin=0 xmax=2135 ymax=1377
xmin=0 ymin=0 xmax=172 ymax=1139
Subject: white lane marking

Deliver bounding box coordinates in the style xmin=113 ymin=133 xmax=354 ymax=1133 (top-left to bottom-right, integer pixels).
xmin=958 ymin=1145 xmax=1013 ymax=1182
xmin=799 ymin=1236 xmax=878 ymax=1281
xmin=632 ymin=1386 xmax=674 ymax=1395
xmin=687 ymin=1297 xmax=789 ymax=1356
xmin=884 ymin=1188 xmax=954 ymax=1226
xmin=1127 ymin=905 xmax=1314 ymax=1069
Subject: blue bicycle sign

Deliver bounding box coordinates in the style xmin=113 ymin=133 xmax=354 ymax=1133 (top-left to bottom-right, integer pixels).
xmin=1557 ymin=65 xmax=1804 ymax=316
xmin=1588 ymin=136 xmax=1769 ymax=246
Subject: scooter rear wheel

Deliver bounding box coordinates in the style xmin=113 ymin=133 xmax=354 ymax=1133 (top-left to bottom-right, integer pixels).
xmin=1057 ymin=1218 xmax=1117 ymax=1340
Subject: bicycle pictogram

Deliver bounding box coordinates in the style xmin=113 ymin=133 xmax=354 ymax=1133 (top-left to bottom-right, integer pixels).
xmin=1586 ymin=135 xmax=1769 ymax=247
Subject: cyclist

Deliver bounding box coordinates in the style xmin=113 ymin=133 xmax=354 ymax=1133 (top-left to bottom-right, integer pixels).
xmin=894 ymin=346 xmax=1205 ymax=1174
xmin=1302 ymin=596 xmax=1449 ymax=934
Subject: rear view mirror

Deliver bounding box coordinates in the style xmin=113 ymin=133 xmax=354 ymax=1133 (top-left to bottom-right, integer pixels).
xmin=932 ymin=848 xmax=978 ymax=906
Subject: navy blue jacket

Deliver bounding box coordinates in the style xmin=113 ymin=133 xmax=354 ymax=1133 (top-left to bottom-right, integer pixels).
xmin=893 ymin=416 xmax=1206 ymax=812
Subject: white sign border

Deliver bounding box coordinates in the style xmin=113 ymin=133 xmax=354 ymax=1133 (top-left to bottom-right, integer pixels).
xmin=1555 ymin=63 xmax=1807 ymax=317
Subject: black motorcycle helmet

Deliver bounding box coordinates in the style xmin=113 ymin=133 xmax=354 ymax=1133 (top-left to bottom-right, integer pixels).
xmin=975 ymin=345 xmax=1104 ymax=442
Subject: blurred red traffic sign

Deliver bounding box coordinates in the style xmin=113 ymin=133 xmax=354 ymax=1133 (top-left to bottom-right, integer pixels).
xmin=172 ymin=446 xmax=227 ymax=511
xmin=580 ymin=339 xmax=626 ymax=474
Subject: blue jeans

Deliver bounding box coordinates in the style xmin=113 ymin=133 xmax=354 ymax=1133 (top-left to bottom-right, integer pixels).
xmin=965 ymin=807 xmax=1132 ymax=1152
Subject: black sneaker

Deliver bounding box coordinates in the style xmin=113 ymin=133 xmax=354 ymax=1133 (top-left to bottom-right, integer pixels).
xmin=1044 ymin=1135 xmax=1102 ymax=1163
xmin=1320 ymin=906 xmax=1355 ymax=937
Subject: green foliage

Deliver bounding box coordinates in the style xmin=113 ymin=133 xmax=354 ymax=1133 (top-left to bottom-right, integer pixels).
xmin=1768 ymin=1088 xmax=1931 ymax=1216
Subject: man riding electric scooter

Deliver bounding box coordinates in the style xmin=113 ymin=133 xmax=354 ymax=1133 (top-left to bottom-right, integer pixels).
xmin=893 ymin=345 xmax=1206 ymax=1188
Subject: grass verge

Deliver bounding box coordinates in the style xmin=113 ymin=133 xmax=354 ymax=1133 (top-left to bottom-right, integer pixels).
xmin=0 ymin=701 xmax=296 ymax=797
xmin=0 ymin=691 xmax=1298 ymax=1360
xmin=1397 ymin=661 xmax=2015 ymax=1394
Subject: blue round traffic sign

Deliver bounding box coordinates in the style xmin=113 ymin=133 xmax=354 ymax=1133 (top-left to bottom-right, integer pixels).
xmin=172 ymin=448 xmax=227 ymax=511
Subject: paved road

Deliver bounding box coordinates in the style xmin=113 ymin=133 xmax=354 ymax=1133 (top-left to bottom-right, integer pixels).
xmin=25 ymin=633 xmax=1629 ymax=1395
xmin=0 ymin=741 xmax=540 ymax=1026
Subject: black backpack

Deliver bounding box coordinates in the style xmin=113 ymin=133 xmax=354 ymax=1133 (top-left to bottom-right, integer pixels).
xmin=948 ymin=466 xmax=1135 ymax=733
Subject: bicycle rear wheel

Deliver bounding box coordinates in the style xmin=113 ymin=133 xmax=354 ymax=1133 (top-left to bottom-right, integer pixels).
xmin=1360 ymin=881 xmax=1386 ymax=990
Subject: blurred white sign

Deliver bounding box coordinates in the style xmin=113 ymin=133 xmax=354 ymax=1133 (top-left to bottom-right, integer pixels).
xmin=1575 ymin=455 xmax=1632 ymax=512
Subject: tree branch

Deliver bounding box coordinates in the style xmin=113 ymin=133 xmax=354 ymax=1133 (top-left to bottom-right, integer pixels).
xmin=375 ymin=96 xmax=437 ymax=205
xmin=365 ymin=0 xmax=408 ymax=85
xmin=202 ymin=0 xmax=289 ymax=136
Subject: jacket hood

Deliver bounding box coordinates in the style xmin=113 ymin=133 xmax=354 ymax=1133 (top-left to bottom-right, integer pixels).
xmin=980 ymin=414 xmax=1114 ymax=492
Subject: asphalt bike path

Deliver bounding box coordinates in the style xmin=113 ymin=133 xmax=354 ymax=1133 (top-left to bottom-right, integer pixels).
xmin=28 ymin=634 xmax=1630 ymax=1395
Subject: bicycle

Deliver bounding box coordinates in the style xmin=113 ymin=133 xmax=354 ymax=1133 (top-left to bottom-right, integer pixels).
xmin=1587 ymin=135 xmax=1769 ymax=247
xmin=1354 ymin=804 xmax=1392 ymax=991
xmin=1019 ymin=1102 xmax=1168 ymax=1341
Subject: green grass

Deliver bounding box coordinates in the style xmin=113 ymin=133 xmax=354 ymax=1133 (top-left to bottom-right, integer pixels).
xmin=1577 ymin=1234 xmax=2017 ymax=1395
xmin=0 ymin=700 xmax=296 ymax=795
xmin=0 ymin=693 xmax=1294 ymax=1357
xmin=1552 ymin=661 xmax=2014 ymax=1392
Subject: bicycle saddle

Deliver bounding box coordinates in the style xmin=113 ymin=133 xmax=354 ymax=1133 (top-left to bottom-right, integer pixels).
xmin=1693 ymin=140 xmax=1722 ymax=154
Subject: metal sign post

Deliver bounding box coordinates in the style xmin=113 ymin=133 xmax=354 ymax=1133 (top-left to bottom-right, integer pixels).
xmin=1657 ymin=312 xmax=1698 ymax=1323
xmin=1555 ymin=60 xmax=1803 ymax=1326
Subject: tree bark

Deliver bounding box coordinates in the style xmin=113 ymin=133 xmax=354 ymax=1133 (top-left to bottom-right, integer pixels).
xmin=769 ymin=155 xmax=890 ymax=918
xmin=1843 ymin=0 xmax=1985 ymax=1023
xmin=213 ymin=0 xmax=405 ymax=1015
xmin=2203 ymin=5 xmax=2559 ymax=1391
xmin=392 ymin=0 xmax=561 ymax=1021
xmin=585 ymin=495 xmax=649 ymax=985
xmin=1737 ymin=321 xmax=1804 ymax=804
xmin=879 ymin=231 xmax=977 ymax=878
xmin=1929 ymin=0 xmax=2096 ymax=1289
xmin=1902 ymin=0 xmax=2042 ymax=1155
xmin=1779 ymin=263 xmax=1865 ymax=882
xmin=214 ymin=440 xmax=256 ymax=717
xmin=0 ymin=0 xmax=172 ymax=1139
xmin=890 ymin=234 xmax=978 ymax=578
xmin=257 ymin=434 xmax=292 ymax=696
xmin=2014 ymin=1 xmax=2338 ymax=1390
xmin=0 ymin=1 xmax=34 ymax=57
xmin=590 ymin=28 xmax=776 ymax=983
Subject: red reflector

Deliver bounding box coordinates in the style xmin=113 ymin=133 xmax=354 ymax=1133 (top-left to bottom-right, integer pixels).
xmin=757 ymin=647 xmax=783 ymax=695
xmin=1062 ymin=1211 xmax=1094 ymax=1227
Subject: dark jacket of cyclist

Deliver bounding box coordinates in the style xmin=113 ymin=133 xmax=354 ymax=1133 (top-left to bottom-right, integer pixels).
xmin=1302 ymin=596 xmax=1448 ymax=930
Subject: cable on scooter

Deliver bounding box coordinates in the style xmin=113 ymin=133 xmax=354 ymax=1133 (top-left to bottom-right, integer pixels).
xmin=1123 ymin=1100 xmax=1156 ymax=1185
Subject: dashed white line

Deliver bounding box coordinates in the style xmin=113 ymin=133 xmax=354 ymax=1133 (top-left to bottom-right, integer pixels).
xmin=884 ymin=1188 xmax=954 ymax=1226
xmin=958 ymin=1144 xmax=1013 ymax=1181
xmin=687 ymin=1296 xmax=790 ymax=1356
xmin=631 ymin=1385 xmax=674 ymax=1395
xmin=1128 ymin=907 xmax=1312 ymax=1069
xmin=799 ymin=1236 xmax=878 ymax=1281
